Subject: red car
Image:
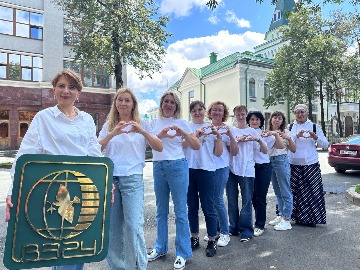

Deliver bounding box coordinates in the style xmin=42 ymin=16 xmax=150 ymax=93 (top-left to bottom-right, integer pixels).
xmin=328 ymin=134 xmax=360 ymax=173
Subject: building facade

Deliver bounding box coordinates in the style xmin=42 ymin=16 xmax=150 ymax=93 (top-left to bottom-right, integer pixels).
xmin=0 ymin=0 xmax=125 ymax=149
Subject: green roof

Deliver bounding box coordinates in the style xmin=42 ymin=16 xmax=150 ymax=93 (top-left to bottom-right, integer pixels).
xmin=182 ymin=52 xmax=274 ymax=81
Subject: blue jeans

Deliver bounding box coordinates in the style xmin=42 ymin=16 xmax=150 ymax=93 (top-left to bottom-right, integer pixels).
xmin=226 ymin=172 xmax=254 ymax=238
xmin=52 ymin=265 xmax=83 ymax=270
xmin=270 ymin=154 xmax=293 ymax=219
xmin=187 ymin=169 xmax=217 ymax=238
xmin=253 ymin=163 xmax=272 ymax=230
xmin=153 ymin=159 xmax=192 ymax=259
xmin=107 ymin=175 xmax=147 ymax=270
xmin=214 ymin=167 xmax=229 ymax=234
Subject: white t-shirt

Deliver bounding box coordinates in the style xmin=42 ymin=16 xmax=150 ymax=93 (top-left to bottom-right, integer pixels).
xmin=254 ymin=128 xmax=274 ymax=164
xmin=268 ymin=129 xmax=291 ymax=157
xmin=213 ymin=126 xmax=230 ymax=170
xmin=288 ymin=120 xmax=329 ymax=165
xmin=98 ymin=120 xmax=152 ymax=176
xmin=230 ymin=127 xmax=261 ymax=177
xmin=151 ymin=118 xmax=193 ymax=161
xmin=184 ymin=122 xmax=217 ymax=171
xmin=8 ymin=106 xmax=102 ymax=195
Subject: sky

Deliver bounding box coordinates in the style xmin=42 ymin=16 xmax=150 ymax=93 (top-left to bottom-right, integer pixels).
xmin=126 ymin=0 xmax=354 ymax=115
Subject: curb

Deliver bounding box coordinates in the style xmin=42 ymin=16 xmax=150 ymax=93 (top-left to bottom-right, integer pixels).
xmin=346 ymin=187 xmax=360 ymax=206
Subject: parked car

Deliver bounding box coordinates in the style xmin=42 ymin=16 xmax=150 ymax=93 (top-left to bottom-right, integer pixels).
xmin=328 ymin=134 xmax=360 ymax=173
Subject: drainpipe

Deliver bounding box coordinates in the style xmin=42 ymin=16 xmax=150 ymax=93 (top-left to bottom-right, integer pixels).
xmin=244 ymin=59 xmax=249 ymax=107
xmin=201 ymin=80 xmax=206 ymax=105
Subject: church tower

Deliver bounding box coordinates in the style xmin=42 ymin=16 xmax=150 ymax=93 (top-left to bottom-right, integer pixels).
xmin=253 ymin=0 xmax=296 ymax=59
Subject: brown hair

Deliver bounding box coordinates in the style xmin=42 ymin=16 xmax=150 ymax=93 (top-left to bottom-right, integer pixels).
xmin=158 ymin=91 xmax=182 ymax=119
xmin=51 ymin=69 xmax=83 ymax=92
xmin=233 ymin=105 xmax=247 ymax=114
xmin=107 ymin=88 xmax=141 ymax=131
xmin=207 ymin=101 xmax=229 ymax=122
xmin=189 ymin=100 xmax=206 ymax=112
xmin=269 ymin=111 xmax=287 ymax=131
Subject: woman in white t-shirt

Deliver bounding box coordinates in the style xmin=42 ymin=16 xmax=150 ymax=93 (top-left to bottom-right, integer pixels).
xmin=206 ymin=101 xmax=238 ymax=247
xmin=184 ymin=101 xmax=223 ymax=258
xmin=147 ymin=92 xmax=200 ymax=270
xmin=98 ymin=88 xmax=162 ymax=270
xmin=226 ymin=106 xmax=267 ymax=243
xmin=267 ymin=111 xmax=296 ymax=231
xmin=246 ymin=111 xmax=274 ymax=237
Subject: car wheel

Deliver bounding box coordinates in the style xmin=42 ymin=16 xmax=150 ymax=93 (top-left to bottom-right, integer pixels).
xmin=335 ymin=168 xmax=346 ymax=173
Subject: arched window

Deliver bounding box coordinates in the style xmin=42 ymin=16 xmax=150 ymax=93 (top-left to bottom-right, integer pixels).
xmin=264 ymin=80 xmax=270 ymax=98
xmin=249 ymin=78 xmax=255 ymax=100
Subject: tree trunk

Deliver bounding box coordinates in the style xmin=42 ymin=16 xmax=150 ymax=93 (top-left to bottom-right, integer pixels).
xmin=336 ymin=95 xmax=343 ymax=137
xmin=358 ymin=99 xmax=360 ymax=134
xmin=319 ymin=80 xmax=326 ymax=136
xmin=112 ymin=30 xmax=123 ymax=90
xmin=307 ymin=94 xmax=313 ymax=122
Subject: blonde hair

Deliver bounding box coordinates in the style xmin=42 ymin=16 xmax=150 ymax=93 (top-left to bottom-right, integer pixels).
xmin=207 ymin=101 xmax=229 ymax=122
xmin=107 ymin=88 xmax=141 ymax=131
xmin=158 ymin=91 xmax=182 ymax=119
xmin=51 ymin=69 xmax=83 ymax=91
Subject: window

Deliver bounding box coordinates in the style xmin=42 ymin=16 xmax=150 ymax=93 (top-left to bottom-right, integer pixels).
xmin=0 ymin=6 xmax=43 ymax=39
xmin=0 ymin=51 xmax=43 ymax=81
xmin=264 ymin=80 xmax=270 ymax=98
xmin=64 ymin=19 xmax=79 ymax=45
xmin=63 ymin=60 xmax=110 ymax=88
xmin=249 ymin=78 xmax=256 ymax=102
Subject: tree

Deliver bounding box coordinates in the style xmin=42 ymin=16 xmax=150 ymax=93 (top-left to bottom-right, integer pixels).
xmin=52 ymin=0 xmax=172 ymax=89
xmin=264 ymin=6 xmax=358 ymax=136
xmin=206 ymin=0 xmax=360 ymax=10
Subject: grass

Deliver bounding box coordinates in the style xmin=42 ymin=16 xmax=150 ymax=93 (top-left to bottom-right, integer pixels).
xmin=0 ymin=161 xmax=12 ymax=167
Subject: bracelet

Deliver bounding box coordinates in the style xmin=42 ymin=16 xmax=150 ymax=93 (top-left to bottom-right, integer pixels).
xmin=216 ymin=137 xmax=222 ymax=140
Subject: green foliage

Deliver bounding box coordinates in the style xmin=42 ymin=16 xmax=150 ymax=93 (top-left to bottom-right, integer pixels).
xmin=264 ymin=6 xmax=358 ymax=113
xmin=206 ymin=0 xmax=360 ymax=10
xmin=52 ymin=0 xmax=172 ymax=88
xmin=355 ymin=184 xmax=360 ymax=194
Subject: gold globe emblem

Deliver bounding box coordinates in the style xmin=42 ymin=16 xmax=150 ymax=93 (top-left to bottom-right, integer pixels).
xmin=25 ymin=170 xmax=100 ymax=240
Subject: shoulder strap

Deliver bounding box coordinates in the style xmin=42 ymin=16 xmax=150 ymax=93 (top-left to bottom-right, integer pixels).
xmin=289 ymin=123 xmax=293 ymax=131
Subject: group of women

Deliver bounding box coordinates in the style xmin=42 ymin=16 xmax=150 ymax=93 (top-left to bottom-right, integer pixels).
xmin=5 ymin=69 xmax=329 ymax=270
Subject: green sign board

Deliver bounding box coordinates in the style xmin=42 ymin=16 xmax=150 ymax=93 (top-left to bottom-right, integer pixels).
xmin=4 ymin=154 xmax=114 ymax=269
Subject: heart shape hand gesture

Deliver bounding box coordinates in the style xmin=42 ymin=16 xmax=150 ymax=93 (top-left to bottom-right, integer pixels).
xmin=297 ymin=130 xmax=313 ymax=139
xmin=158 ymin=126 xmax=184 ymax=139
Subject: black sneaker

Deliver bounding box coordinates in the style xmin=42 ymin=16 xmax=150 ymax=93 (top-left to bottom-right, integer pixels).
xmin=205 ymin=240 xmax=217 ymax=257
xmin=191 ymin=237 xmax=200 ymax=249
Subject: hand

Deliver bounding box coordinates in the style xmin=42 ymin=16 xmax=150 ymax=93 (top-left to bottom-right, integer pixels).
xmin=112 ymin=121 xmax=131 ymax=135
xmin=279 ymin=131 xmax=290 ymax=140
xmin=261 ymin=130 xmax=271 ymax=137
xmin=127 ymin=121 xmax=144 ymax=134
xmin=297 ymin=130 xmax=312 ymax=139
xmin=5 ymin=195 xmax=12 ymax=222
xmin=236 ymin=134 xmax=258 ymax=142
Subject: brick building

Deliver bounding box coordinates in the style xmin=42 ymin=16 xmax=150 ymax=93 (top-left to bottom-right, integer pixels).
xmin=0 ymin=0 xmax=125 ymax=149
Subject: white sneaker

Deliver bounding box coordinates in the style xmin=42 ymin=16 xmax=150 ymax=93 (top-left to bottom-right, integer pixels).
xmin=174 ymin=256 xmax=186 ymax=270
xmin=274 ymin=219 xmax=292 ymax=231
xmin=269 ymin=216 xmax=283 ymax=226
xmin=147 ymin=248 xmax=166 ymax=262
xmin=254 ymin=228 xmax=264 ymax=237
xmin=217 ymin=233 xmax=230 ymax=247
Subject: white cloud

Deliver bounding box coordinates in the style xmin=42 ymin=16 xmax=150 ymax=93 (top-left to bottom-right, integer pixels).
xmin=225 ymin=10 xmax=251 ymax=28
xmin=160 ymin=0 xmax=209 ymax=17
xmin=127 ymin=30 xmax=264 ymax=113
xmin=208 ymin=14 xmax=220 ymax=24
xmin=138 ymin=99 xmax=158 ymax=115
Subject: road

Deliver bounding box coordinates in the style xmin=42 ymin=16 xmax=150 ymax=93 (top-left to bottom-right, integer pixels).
xmin=0 ymin=152 xmax=359 ymax=270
